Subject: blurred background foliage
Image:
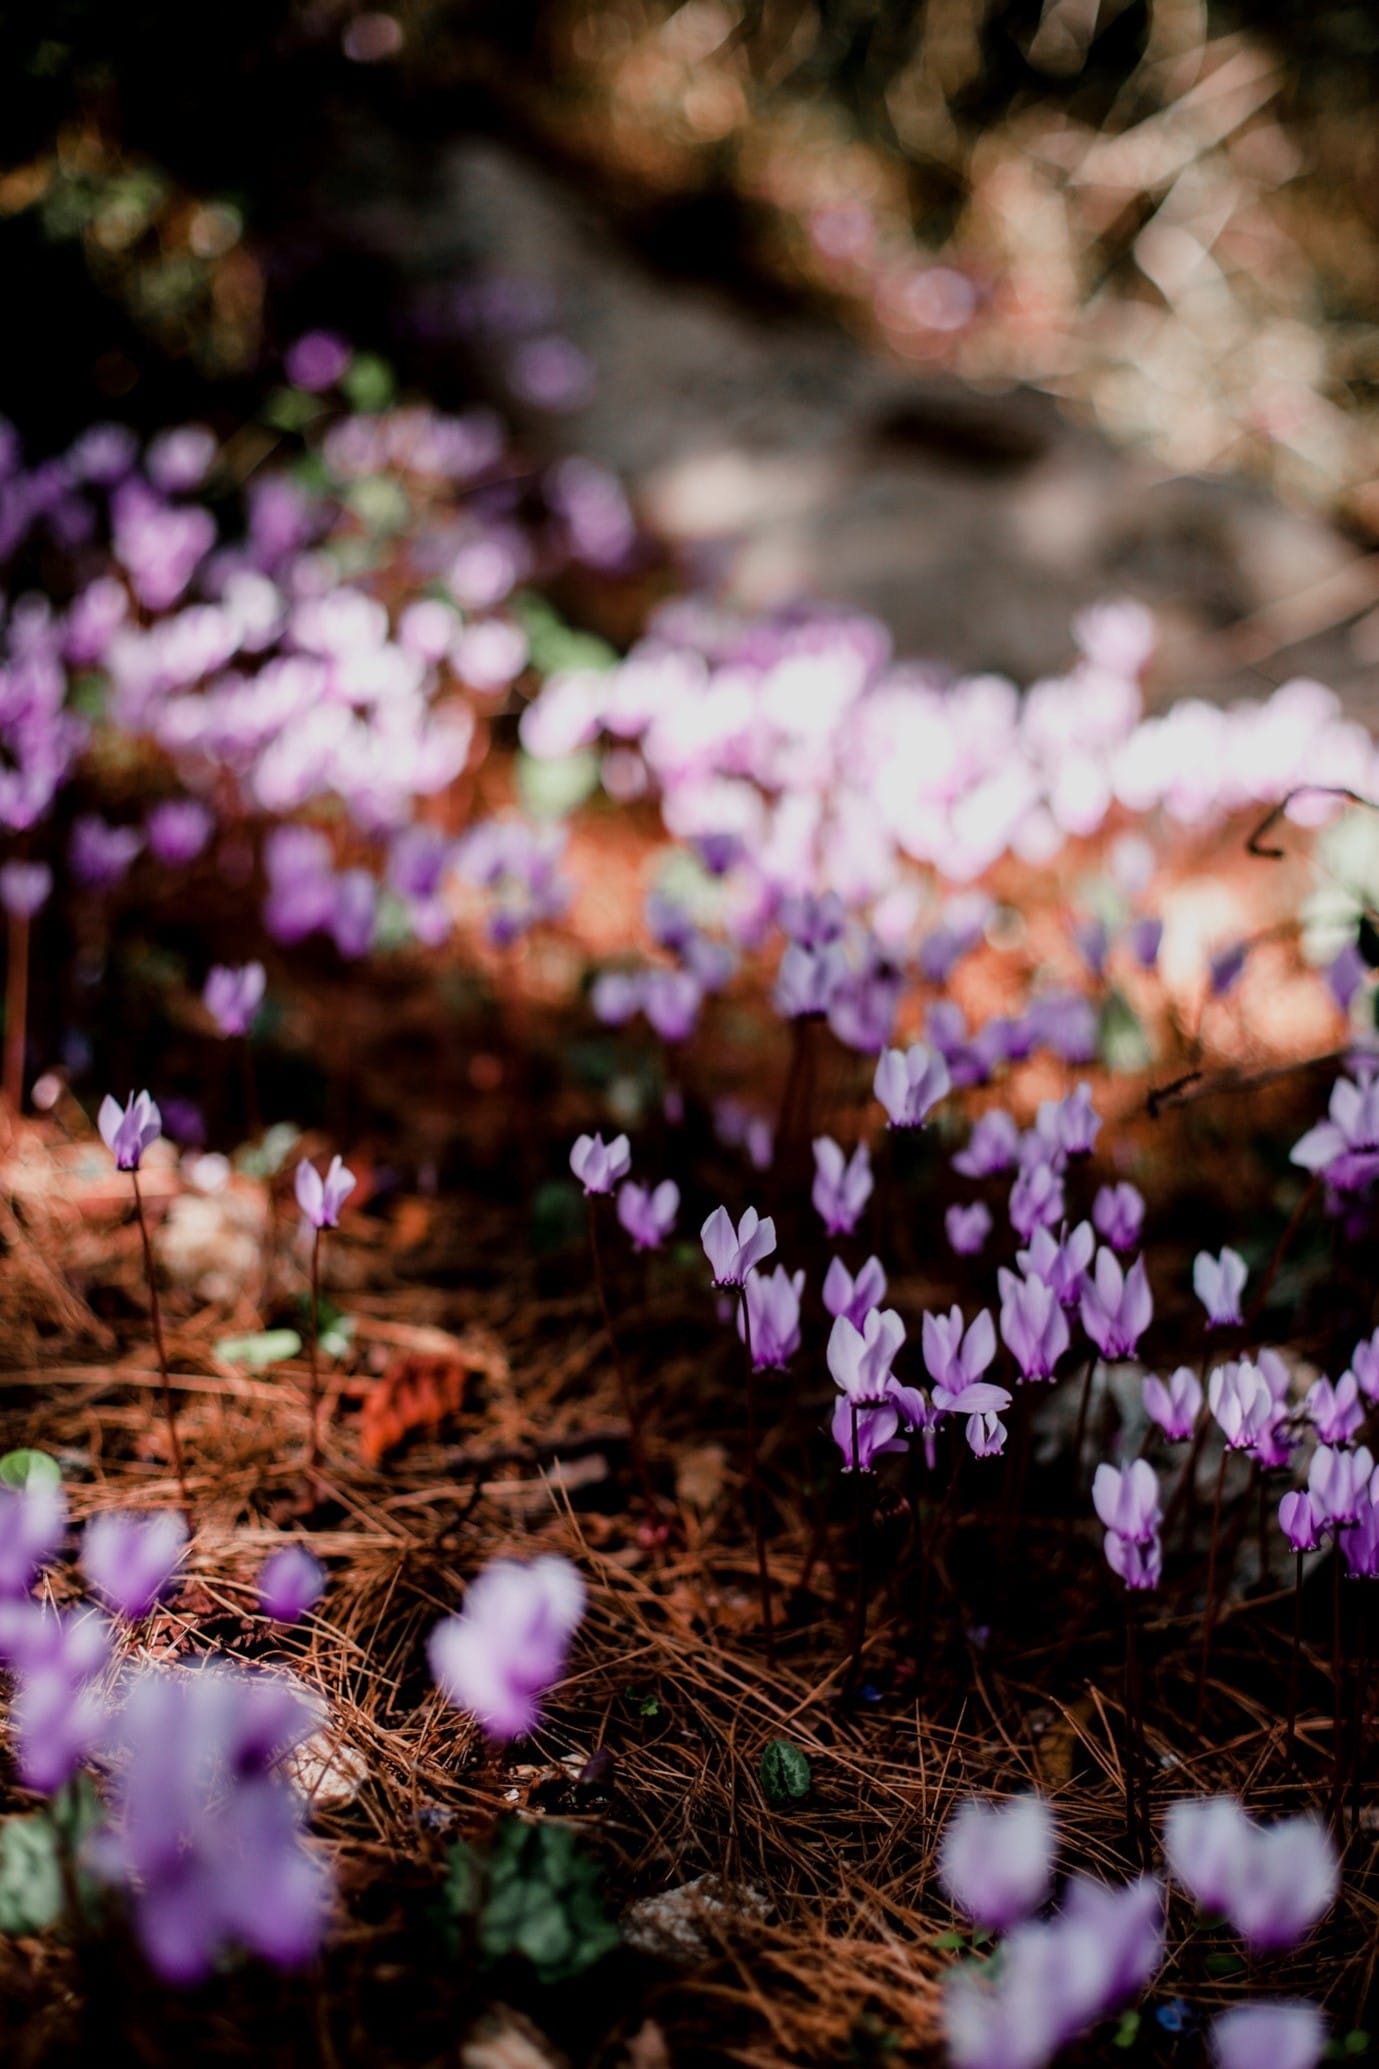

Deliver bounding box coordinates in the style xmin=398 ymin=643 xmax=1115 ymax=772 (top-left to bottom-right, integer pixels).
xmin=6 ymin=0 xmax=1379 ymax=523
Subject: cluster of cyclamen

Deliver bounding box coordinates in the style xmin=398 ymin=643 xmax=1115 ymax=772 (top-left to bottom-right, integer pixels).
xmin=939 ymin=1792 xmax=1336 ymax=2069
xmin=569 ymin=1131 xmax=682 ymax=1252
xmin=0 ymin=1475 xmax=327 ymax=1983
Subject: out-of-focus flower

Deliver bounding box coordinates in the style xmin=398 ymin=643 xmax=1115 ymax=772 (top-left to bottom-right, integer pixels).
xmin=998 ymin=1270 xmax=1069 ymax=1382
xmin=258 ymin=1545 xmax=326 ymax=1623
xmin=1308 ymin=1443 xmax=1375 ymax=1526
xmin=0 ymin=860 xmax=52 ymax=919
xmin=953 ymin=1109 xmax=1019 ymax=1179
xmin=938 ymin=1795 xmax=1056 ymax=1932
xmin=1210 ymin=2002 xmax=1325 ymax=2069
xmin=1290 ymin=1075 xmax=1379 ymax=1193
xmin=1193 ymin=1248 xmax=1247 ymax=1328
xmin=1143 ymin=1367 xmax=1201 ymax=1442
xmin=0 ymin=1601 xmax=110 ymax=1792
xmin=0 ymin=1477 xmax=66 ymax=1596
xmin=1018 ymin=1222 xmax=1094 ymax=1310
xmin=81 ymin=1511 xmax=187 ymax=1618
xmin=204 ymin=962 xmax=266 ymax=1039
xmin=1305 ymin=1372 xmax=1363 ymax=1446
xmin=701 ymin=1205 xmax=776 ymax=1287
xmin=1093 ymin=1183 xmax=1144 ymax=1253
xmin=1010 ymin=1160 xmax=1065 ymax=1243
xmin=295 ymin=1154 xmax=355 ymax=1229
xmin=1164 ymin=1798 xmax=1337 ymax=1951
xmin=822 ymin=1254 xmax=886 ymax=1330
xmin=1209 ymin=941 xmax=1248 ymax=997
xmin=947 ymin=1202 xmax=993 ymax=1256
xmin=146 ymin=798 xmax=213 ymax=867
xmin=873 ymin=1042 xmax=950 ymax=1128
xmin=811 ymin=1136 xmax=873 ymax=1236
xmin=569 ymin=1132 xmax=631 ymax=1197
xmin=285 ymin=331 xmax=351 ymax=392
xmin=428 ymin=1555 xmax=584 ymax=1740
xmin=738 ymin=1265 xmax=805 ymax=1370
xmin=1035 ymin=1084 xmax=1100 ymax=1160
xmin=72 ymin=815 xmax=142 ymax=888
xmin=99 ymin=1090 xmax=162 ymax=1172
xmin=617 ymin=1179 xmax=679 ymax=1251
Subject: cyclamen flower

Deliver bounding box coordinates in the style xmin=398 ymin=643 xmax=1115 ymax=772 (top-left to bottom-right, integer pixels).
xmin=966 ymin=1412 xmax=1008 ymax=1458
xmin=428 ymin=1555 xmax=585 ymax=1741
xmin=1279 ymin=1490 xmax=1327 ymax=1555
xmin=1164 ymin=1798 xmax=1337 ymax=1951
xmin=1143 ymin=1367 xmax=1201 ymax=1442
xmin=146 ymin=798 xmax=213 ymax=867
xmin=1035 ymin=1083 xmax=1100 ymax=1160
xmin=1290 ymin=1073 xmax=1379 ymax=1192
xmin=1009 ymin=1160 xmax=1065 ymax=1243
xmin=1093 ymin=1460 xmax=1162 ymax=1545
xmin=295 ymin=1154 xmax=356 ymax=1229
xmin=98 ymin=1090 xmax=162 ymax=1172
xmin=0 ymin=860 xmax=52 ymax=919
xmin=1127 ymin=915 xmax=1163 ymax=970
xmin=1208 ymin=1361 xmax=1278 ymax=1453
xmin=1308 ymin=1443 xmax=1375 ymax=1527
xmin=1093 ymin=1182 xmax=1144 ymax=1253
xmin=82 ymin=1511 xmax=188 ymax=1618
xmin=811 ymin=1136 xmax=873 ymax=1236
xmin=737 ymin=1265 xmax=804 ymax=1370
xmin=1305 ymin=1372 xmax=1363 ymax=1447
xmin=1209 ymin=941 xmax=1248 ymax=997
xmin=258 ymin=1545 xmax=326 ymax=1623
xmin=831 ymin=1395 xmax=906 ymax=1473
xmin=617 ymin=1178 xmax=679 ymax=1251
xmin=998 ymin=1270 xmax=1069 ymax=1383
xmin=204 ymin=962 xmax=266 ymax=1039
xmin=97 ymin=1662 xmax=330 ymax=1984
xmin=71 ymin=814 xmax=142 ymax=889
xmin=822 ymin=1254 xmax=887 ymax=1330
xmin=938 ymin=1794 xmax=1056 ymax=1932
xmin=952 ymin=1109 xmax=1019 ymax=1179
xmin=828 ymin=1308 xmax=906 ymax=1404
xmin=1350 ymin=1328 xmax=1379 ymax=1402
xmin=1080 ymin=1251 xmax=1152 ymax=1361
xmin=946 ymin=1202 xmax=992 ymax=1256
xmin=701 ymin=1205 xmax=776 ymax=1287
xmin=1342 ymin=1498 xmax=1379 ymax=1577
xmin=1210 ymin=2003 xmax=1325 ymax=2069
xmin=873 ymin=1042 xmax=950 ymax=1128
xmin=1193 ymin=1247 xmax=1247 ymax=1328
xmin=922 ymin=1306 xmax=996 ymax=1398
xmin=0 ymin=1601 xmax=111 ymax=1792
xmin=1105 ymin=1533 xmax=1163 ymax=1590
xmin=1018 ymin=1221 xmax=1094 ymax=1310
xmin=0 ymin=1476 xmax=66 ymax=1596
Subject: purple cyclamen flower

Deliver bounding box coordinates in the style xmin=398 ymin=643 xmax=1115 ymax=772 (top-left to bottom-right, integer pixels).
xmin=1208 ymin=1361 xmax=1278 ymax=1453
xmin=1018 ymin=1221 xmax=1095 ymax=1310
xmin=922 ymin=1306 xmax=996 ymax=1398
xmin=1071 ymin=914 xmax=1109 ymax=980
xmin=258 ymin=1545 xmax=326 ymax=1623
xmin=0 ymin=1477 xmax=67 ymax=1596
xmin=569 ymin=1132 xmax=631 ymax=1197
xmin=773 ymin=940 xmax=841 ymax=1020
xmin=1327 ymin=943 xmax=1368 ymax=1015
xmin=1209 ymin=940 xmax=1248 ymax=997
xmin=701 ymin=1205 xmax=776 ymax=1287
xmin=1210 ymin=2002 xmax=1325 ymax=2069
xmin=1093 ymin=1182 xmax=1144 ymax=1253
xmin=643 ymin=968 xmax=702 ymax=1043
xmin=952 ymin=1108 xmax=1020 ymax=1179
xmin=947 ymin=1202 xmax=993 ymax=1256
xmin=1343 ymin=1497 xmax=1379 ymax=1577
xmin=146 ymin=798 xmax=214 ymax=867
xmin=1080 ymin=1250 xmax=1152 ymax=1360
xmin=617 ymin=1178 xmax=679 ymax=1251
xmin=0 ymin=1601 xmax=111 ymax=1792
xmin=966 ymin=1411 xmax=1008 ymax=1458
xmin=1093 ymin=1460 xmax=1162 ymax=1545
xmin=1352 ymin=1329 xmax=1379 ymax=1402
xmin=1036 ymin=1082 xmax=1100 ymax=1159
xmin=822 ymin=1254 xmax=886 ymax=1330
xmin=873 ymin=1042 xmax=950 ymax=1128
xmin=204 ymin=962 xmax=267 ymax=1039
xmin=1193 ymin=1247 xmax=1247 ymax=1328
xmin=1127 ymin=915 xmax=1163 ymax=970
xmin=428 ymin=1554 xmax=585 ymax=1741
xmin=97 ymin=1661 xmax=330 ymax=1984
xmin=1290 ymin=1073 xmax=1379 ymax=1192
xmin=1164 ymin=1797 xmax=1337 ymax=1952
xmin=997 ymin=1269 xmax=1069 ymax=1382
xmin=81 ymin=1510 xmax=188 ymax=1618
xmin=1143 ymin=1366 xmax=1201 ymax=1442
xmin=99 ymin=1089 xmax=162 ymax=1172
xmin=285 ymin=330 xmax=351 ymax=391
xmin=1105 ymin=1532 xmax=1163 ymax=1589
xmin=1306 ymin=1372 xmax=1363 ymax=1447
xmin=828 ymin=1307 xmax=906 ymax=1404
xmin=0 ymin=860 xmax=52 ymax=919
xmin=1279 ymin=1489 xmax=1327 ymax=1555
xmin=938 ymin=1794 xmax=1056 ymax=1932
xmin=1009 ymin=1159 xmax=1065 ymax=1243
xmin=811 ymin=1136 xmax=873 ymax=1236
xmin=295 ymin=1154 xmax=356 ymax=1229
xmin=1308 ymin=1442 xmax=1375 ymax=1527
xmin=738 ymin=1265 xmax=805 ymax=1370
xmin=830 ymin=1395 xmax=906 ymax=1472
xmin=71 ymin=814 xmax=143 ymax=889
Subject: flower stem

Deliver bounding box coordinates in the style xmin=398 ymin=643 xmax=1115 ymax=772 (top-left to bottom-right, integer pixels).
xmin=846 ymin=1397 xmax=870 ymax=1699
xmin=738 ymin=1284 xmax=775 ymax=1660
xmin=588 ymin=1203 xmax=659 ymax=1520
xmin=3 ymin=907 xmax=28 ymax=1119
xmin=1070 ymin=1354 xmax=1097 ymax=1497
xmin=1124 ymin=1595 xmax=1143 ymax=1863
xmin=306 ymin=1225 xmax=323 ymax=1498
xmin=131 ymin=1170 xmax=188 ymax=1512
xmin=1287 ymin=1548 xmax=1304 ymax=1766
xmin=1331 ymin=1540 xmax=1345 ymax=1837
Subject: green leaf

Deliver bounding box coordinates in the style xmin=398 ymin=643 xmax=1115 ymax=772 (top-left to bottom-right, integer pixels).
xmin=530 ymin=1179 xmax=584 ymax=1257
xmin=0 ymin=1449 xmax=60 ymax=1492
xmin=759 ymin=1739 xmax=812 ymax=1808
xmin=464 ymin=1820 xmax=619 ymax=1985
xmin=1112 ymin=2009 xmax=1140 ymax=2048
xmin=1099 ymin=986 xmax=1154 ymax=1073
xmin=341 ymin=353 xmax=392 ymax=412
xmin=235 ymin=1121 xmax=299 ymax=1179
xmin=213 ymin=1329 xmax=302 ymax=1371
xmin=261 ymin=386 xmax=325 ymax=433
xmin=1204 ymin=1949 xmax=1245 ymax=1977
xmin=930 ymin=1928 xmax=966 ymax=1950
xmin=0 ymin=1815 xmax=64 ymax=1934
xmin=517 ymin=749 xmax=600 ymax=823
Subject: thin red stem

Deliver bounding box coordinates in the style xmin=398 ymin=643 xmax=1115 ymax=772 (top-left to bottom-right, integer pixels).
xmin=131 ymin=1170 xmax=188 ymax=1511
xmin=306 ymin=1226 xmax=323 ymax=1496
xmin=1194 ymin=1446 xmax=1230 ymax=1731
xmin=3 ymin=908 xmax=28 ymax=1117
xmin=739 ymin=1283 xmax=776 ymax=1660
xmin=588 ymin=1204 xmax=658 ymax=1519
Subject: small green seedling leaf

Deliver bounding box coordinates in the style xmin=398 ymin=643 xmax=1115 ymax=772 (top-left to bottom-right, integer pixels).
xmin=214 ymin=1329 xmax=303 ymax=1371
xmin=759 ymin=1739 xmax=812 ymax=1808
xmin=0 ymin=1449 xmax=60 ymax=1492
xmin=1112 ymin=2009 xmax=1141 ymax=2048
